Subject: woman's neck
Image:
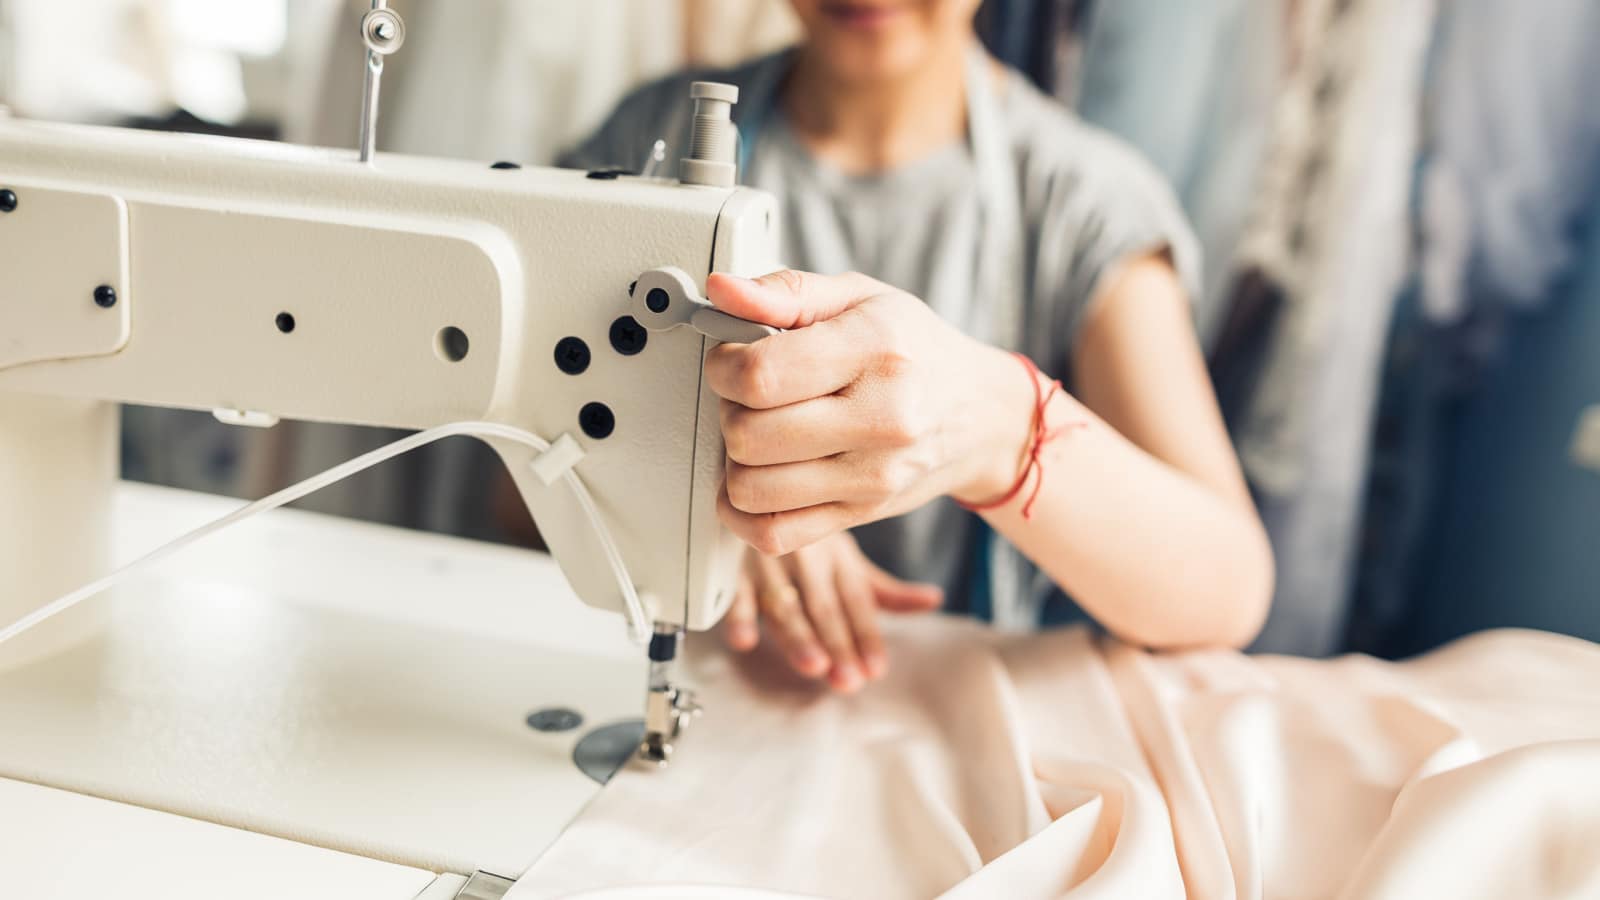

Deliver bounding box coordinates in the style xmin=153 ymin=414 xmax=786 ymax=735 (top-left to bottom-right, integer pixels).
xmin=781 ymin=43 xmax=971 ymax=175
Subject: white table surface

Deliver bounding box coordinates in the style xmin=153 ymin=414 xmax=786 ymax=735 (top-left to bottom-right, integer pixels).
xmin=0 ymin=481 xmax=650 ymax=885
xmin=0 ymin=776 xmax=439 ymax=900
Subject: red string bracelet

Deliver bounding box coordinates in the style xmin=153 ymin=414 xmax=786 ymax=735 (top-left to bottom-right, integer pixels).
xmin=958 ymin=352 xmax=1085 ymax=521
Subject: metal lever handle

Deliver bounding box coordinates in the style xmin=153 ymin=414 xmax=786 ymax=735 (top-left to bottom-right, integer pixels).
xmin=631 ymin=267 xmax=779 ymax=345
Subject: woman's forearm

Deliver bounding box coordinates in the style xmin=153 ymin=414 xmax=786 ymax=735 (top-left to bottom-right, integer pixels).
xmin=701 ymin=267 xmax=1273 ymax=650
xmin=965 ymin=352 xmax=1273 ymax=649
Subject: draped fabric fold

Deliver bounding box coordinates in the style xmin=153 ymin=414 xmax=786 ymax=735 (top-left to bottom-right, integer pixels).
xmin=515 ymin=620 xmax=1600 ymax=899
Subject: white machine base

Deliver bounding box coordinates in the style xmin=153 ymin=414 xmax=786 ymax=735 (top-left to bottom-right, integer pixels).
xmin=0 ymin=482 xmax=649 ymax=889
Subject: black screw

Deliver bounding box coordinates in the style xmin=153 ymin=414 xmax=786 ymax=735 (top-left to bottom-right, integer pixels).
xmin=645 ymin=288 xmax=670 ymax=313
xmin=489 ymin=160 xmax=521 ymax=170
xmin=579 ymin=402 xmax=615 ymax=440
xmin=275 ymin=312 xmax=296 ymax=333
xmin=0 ymin=189 xmax=16 ymax=213
xmin=586 ymin=167 xmax=627 ymax=180
xmin=554 ymin=336 xmax=591 ymax=374
xmin=93 ymin=285 xmax=117 ymax=308
xmin=526 ymin=707 xmax=584 ymax=733
xmin=608 ymin=316 xmax=648 ymax=356
xmin=437 ymin=326 xmax=470 ymax=362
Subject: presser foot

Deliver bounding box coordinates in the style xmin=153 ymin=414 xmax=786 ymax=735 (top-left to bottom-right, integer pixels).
xmin=638 ymin=682 xmax=700 ymax=765
xmin=638 ymin=624 xmax=700 ymax=765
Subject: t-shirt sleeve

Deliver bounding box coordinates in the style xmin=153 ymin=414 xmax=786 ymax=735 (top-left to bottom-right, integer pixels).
xmin=1035 ymin=125 xmax=1203 ymax=356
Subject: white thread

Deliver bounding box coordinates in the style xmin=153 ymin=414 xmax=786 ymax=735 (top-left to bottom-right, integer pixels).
xmin=0 ymin=421 xmax=653 ymax=649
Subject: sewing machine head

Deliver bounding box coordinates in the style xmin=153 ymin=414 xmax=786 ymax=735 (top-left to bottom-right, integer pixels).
xmin=0 ymin=15 xmax=778 ymax=763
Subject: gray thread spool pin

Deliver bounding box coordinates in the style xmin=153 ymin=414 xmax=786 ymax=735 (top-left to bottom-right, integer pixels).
xmin=679 ymin=82 xmax=739 ymax=187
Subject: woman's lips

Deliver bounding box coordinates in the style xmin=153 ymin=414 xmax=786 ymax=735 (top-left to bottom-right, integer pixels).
xmin=819 ymin=1 xmax=904 ymax=30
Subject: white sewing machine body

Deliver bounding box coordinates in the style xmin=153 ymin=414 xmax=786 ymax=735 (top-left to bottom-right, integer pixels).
xmin=0 ymin=80 xmax=778 ymax=894
xmin=0 ymin=114 xmax=779 ymax=644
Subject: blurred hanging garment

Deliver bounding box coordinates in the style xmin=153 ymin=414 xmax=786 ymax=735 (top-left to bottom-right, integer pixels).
xmin=1348 ymin=0 xmax=1600 ymax=656
xmin=974 ymin=0 xmax=1087 ymax=93
xmin=1416 ymin=0 xmax=1600 ymax=332
xmin=1 ymin=0 xmax=262 ymax=125
xmin=1210 ymin=0 xmax=1439 ymax=655
xmin=1071 ymin=0 xmax=1284 ymax=347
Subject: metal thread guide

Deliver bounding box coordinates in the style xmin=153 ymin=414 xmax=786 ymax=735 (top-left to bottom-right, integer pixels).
xmin=357 ymin=0 xmax=406 ymax=163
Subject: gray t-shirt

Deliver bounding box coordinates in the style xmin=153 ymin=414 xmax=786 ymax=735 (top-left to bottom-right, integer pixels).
xmin=564 ymin=50 xmax=1199 ymax=629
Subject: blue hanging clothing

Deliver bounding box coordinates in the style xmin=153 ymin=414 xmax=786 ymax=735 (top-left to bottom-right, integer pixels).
xmin=1350 ymin=0 xmax=1600 ymax=655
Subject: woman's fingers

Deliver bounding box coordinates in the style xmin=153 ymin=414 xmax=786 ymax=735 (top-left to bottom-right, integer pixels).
xmin=706 ymin=270 xmax=882 ymax=329
xmin=785 ymin=550 xmax=866 ymax=693
xmin=724 ymin=568 xmax=759 ymax=652
xmin=865 ymin=561 xmax=945 ymax=613
xmin=720 ymin=396 xmax=868 ymax=467
xmin=732 ymin=535 xmax=905 ymax=691
xmin=725 ymin=454 xmax=899 ymax=517
xmin=834 ymin=545 xmax=887 ymax=680
xmin=705 ymin=278 xmax=892 ymax=410
xmin=752 ymin=552 xmax=830 ymax=679
xmin=718 ymin=486 xmax=857 ymax=557
xmin=705 ymin=319 xmax=867 ymax=409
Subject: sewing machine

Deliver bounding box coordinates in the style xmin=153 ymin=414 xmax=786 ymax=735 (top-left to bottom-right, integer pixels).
xmin=0 ymin=6 xmax=776 ymax=897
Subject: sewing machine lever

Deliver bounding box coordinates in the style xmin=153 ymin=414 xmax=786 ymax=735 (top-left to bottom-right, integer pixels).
xmin=631 ymin=267 xmax=779 ymax=345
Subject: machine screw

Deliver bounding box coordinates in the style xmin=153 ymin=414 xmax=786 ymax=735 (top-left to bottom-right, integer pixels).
xmin=608 ymin=316 xmax=648 ymax=356
xmin=275 ymin=312 xmax=296 ymax=333
xmin=554 ymin=336 xmax=591 ymax=374
xmin=0 ymin=189 xmax=16 ymax=212
xmin=579 ymin=402 xmax=616 ymax=440
xmin=526 ymin=707 xmax=584 ymax=733
xmin=93 ymin=285 xmax=117 ymax=308
xmin=645 ymin=288 xmax=670 ymax=313
xmin=361 ymin=6 xmax=405 ymax=54
xmin=490 ymin=160 xmax=521 ymax=170
xmin=586 ymin=167 xmax=627 ymax=180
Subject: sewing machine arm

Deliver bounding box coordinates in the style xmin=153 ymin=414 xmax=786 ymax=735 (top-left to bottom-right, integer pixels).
xmin=0 ymin=115 xmax=780 ymax=760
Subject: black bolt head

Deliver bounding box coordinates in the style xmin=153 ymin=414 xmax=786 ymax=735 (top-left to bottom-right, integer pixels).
xmin=526 ymin=707 xmax=584 ymax=733
xmin=93 ymin=285 xmax=117 ymax=308
xmin=489 ymin=160 xmax=521 ymax=170
xmin=554 ymin=336 xmax=591 ymax=374
xmin=646 ymin=288 xmax=670 ymax=313
xmin=586 ymin=167 xmax=627 ymax=180
xmin=608 ymin=316 xmax=648 ymax=356
xmin=0 ymin=189 xmax=15 ymax=213
xmin=579 ymin=402 xmax=616 ymax=440
xmin=275 ymin=312 xmax=296 ymax=333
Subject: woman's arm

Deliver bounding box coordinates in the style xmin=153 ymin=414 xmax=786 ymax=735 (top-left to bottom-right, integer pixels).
xmin=705 ymin=261 xmax=1272 ymax=652
xmin=961 ymin=255 xmax=1273 ymax=648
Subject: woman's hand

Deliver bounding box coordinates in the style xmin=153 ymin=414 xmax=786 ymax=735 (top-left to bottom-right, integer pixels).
xmin=710 ymin=260 xmax=1273 ymax=652
xmin=707 ymin=270 xmax=1035 ymax=557
xmin=725 ymin=531 xmax=944 ymax=692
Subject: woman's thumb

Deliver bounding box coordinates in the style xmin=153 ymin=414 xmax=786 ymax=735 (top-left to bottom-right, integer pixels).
xmin=866 ymin=564 xmax=945 ymax=613
xmin=707 ymin=269 xmax=880 ymax=329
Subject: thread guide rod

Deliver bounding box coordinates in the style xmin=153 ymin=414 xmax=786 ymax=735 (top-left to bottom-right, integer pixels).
xmin=357 ymin=0 xmax=405 ymax=164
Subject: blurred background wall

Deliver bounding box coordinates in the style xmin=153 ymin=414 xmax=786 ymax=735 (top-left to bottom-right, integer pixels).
xmin=1 ymin=0 xmax=1595 ymax=659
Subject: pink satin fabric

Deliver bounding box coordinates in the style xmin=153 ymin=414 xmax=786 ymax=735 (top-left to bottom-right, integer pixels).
xmin=517 ymin=620 xmax=1600 ymax=899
